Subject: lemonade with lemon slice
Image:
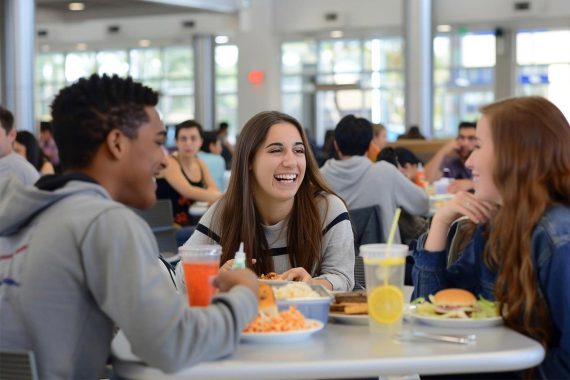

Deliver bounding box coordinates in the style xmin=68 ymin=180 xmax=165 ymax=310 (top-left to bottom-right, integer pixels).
xmin=360 ymin=244 xmax=408 ymax=335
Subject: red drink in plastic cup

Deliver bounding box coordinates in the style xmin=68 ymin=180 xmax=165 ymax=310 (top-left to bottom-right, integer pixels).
xmin=180 ymin=245 xmax=221 ymax=307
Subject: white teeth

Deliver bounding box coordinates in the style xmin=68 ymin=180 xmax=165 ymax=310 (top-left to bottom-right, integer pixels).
xmin=274 ymin=174 xmax=297 ymax=180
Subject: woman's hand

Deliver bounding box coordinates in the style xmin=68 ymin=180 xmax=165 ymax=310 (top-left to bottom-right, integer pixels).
xmin=425 ymin=191 xmax=497 ymax=251
xmin=434 ymin=191 xmax=496 ymax=226
xmin=280 ymin=267 xmax=312 ymax=282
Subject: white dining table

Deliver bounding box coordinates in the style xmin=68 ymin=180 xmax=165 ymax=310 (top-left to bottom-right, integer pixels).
xmin=111 ymin=319 xmax=545 ymax=380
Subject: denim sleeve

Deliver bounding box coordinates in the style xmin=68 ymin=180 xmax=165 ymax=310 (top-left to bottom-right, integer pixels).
xmin=412 ymin=227 xmax=486 ymax=300
xmin=535 ymin=237 xmax=570 ymax=379
xmin=411 ymin=232 xmax=449 ymax=299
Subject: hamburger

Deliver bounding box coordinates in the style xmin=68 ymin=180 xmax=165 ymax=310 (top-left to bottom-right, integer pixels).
xmin=429 ymin=288 xmax=477 ymax=319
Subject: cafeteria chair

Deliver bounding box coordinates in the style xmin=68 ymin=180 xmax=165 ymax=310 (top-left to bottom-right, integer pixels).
xmin=0 ymin=349 xmax=39 ymax=380
xmin=132 ymin=199 xmax=178 ymax=258
xmin=348 ymin=205 xmax=384 ymax=290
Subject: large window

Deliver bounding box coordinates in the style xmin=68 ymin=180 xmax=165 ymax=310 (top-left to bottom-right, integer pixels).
xmin=215 ymin=44 xmax=239 ymax=138
xmin=433 ymin=31 xmax=496 ymax=137
xmin=516 ymin=29 xmax=570 ymax=120
xmin=281 ymin=37 xmax=404 ymax=145
xmin=36 ymin=46 xmax=194 ymax=125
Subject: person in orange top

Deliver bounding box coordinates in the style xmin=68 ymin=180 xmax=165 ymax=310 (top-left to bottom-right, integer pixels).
xmin=366 ymin=123 xmax=387 ymax=161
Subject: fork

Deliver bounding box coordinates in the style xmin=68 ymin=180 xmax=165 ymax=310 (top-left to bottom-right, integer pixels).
xmin=398 ymin=330 xmax=477 ymax=345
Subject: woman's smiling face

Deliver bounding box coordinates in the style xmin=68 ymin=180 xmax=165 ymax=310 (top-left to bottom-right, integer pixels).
xmin=466 ymin=116 xmax=502 ymax=205
xmin=251 ymin=122 xmax=306 ymax=209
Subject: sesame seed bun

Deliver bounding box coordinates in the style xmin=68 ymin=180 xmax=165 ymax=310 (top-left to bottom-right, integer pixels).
xmin=433 ymin=288 xmax=476 ymax=307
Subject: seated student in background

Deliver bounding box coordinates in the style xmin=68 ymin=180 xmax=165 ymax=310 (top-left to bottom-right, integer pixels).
xmin=156 ymin=120 xmax=221 ymax=227
xmin=39 ymin=121 xmax=61 ymax=172
xmin=424 ymin=121 xmax=476 ymax=194
xmin=320 ymin=114 xmax=429 ymax=244
xmin=186 ymin=110 xmax=355 ymax=291
xmin=367 ymin=122 xmax=388 ymax=161
xmin=14 ymin=130 xmax=55 ymax=175
xmin=377 ymin=147 xmax=429 ymax=245
xmin=0 ymin=74 xmax=258 ymax=379
xmin=0 ymin=106 xmax=40 ymax=185
xmin=412 ymin=96 xmax=570 ymax=379
xmin=198 ymin=131 xmax=226 ymax=191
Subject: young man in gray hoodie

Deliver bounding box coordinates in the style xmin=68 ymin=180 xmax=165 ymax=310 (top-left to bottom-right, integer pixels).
xmin=0 ymin=74 xmax=258 ymax=379
xmin=320 ymin=115 xmax=429 ymax=244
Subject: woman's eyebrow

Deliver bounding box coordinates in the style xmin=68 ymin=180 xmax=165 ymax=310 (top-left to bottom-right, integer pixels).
xmin=265 ymin=142 xmax=284 ymax=149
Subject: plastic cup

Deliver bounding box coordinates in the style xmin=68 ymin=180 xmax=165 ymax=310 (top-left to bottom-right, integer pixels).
xmin=360 ymin=244 xmax=408 ymax=335
xmin=179 ymin=245 xmax=221 ymax=307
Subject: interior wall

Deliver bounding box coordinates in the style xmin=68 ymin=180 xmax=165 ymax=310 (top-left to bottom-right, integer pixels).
xmin=33 ymin=0 xmax=570 ymax=129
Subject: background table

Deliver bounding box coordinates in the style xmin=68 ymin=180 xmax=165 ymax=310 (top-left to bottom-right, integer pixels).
xmin=112 ymin=320 xmax=544 ymax=380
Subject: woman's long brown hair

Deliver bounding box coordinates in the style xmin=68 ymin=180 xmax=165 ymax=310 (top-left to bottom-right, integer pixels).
xmin=214 ymin=111 xmax=337 ymax=276
xmin=481 ymin=96 xmax=570 ymax=348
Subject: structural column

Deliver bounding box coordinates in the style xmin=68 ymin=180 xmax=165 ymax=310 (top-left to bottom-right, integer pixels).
xmin=193 ymin=35 xmax=215 ymax=130
xmin=494 ymin=28 xmax=515 ymax=102
xmin=1 ymin=0 xmax=35 ymax=131
xmin=403 ymin=0 xmax=433 ymax=137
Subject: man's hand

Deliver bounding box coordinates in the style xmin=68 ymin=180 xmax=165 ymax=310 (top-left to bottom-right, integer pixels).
xmin=212 ymin=269 xmax=259 ymax=296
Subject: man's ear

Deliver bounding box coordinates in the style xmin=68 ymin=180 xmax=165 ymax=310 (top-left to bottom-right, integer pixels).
xmin=105 ymin=129 xmax=127 ymax=160
xmin=7 ymin=128 xmax=16 ymax=143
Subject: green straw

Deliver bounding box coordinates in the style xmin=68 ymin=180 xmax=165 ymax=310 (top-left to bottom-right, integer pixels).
xmin=386 ymin=207 xmax=402 ymax=252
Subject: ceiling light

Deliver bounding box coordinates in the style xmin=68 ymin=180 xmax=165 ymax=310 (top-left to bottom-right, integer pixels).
xmin=68 ymin=2 xmax=85 ymax=11
xmin=138 ymin=39 xmax=151 ymax=47
xmin=330 ymin=30 xmax=344 ymax=38
xmin=437 ymin=24 xmax=452 ymax=33
xmin=215 ymin=35 xmax=229 ymax=44
xmin=76 ymin=43 xmax=87 ymax=51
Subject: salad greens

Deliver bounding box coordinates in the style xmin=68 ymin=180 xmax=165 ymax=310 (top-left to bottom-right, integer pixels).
xmin=411 ymin=294 xmax=500 ymax=320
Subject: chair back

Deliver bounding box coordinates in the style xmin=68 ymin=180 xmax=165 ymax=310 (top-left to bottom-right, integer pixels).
xmin=0 ymin=350 xmax=39 ymax=380
xmin=348 ymin=205 xmax=384 ymax=290
xmin=133 ymin=199 xmax=178 ymax=257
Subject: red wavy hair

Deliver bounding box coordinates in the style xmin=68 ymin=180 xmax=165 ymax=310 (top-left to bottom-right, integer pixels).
xmin=481 ymin=96 xmax=570 ymax=348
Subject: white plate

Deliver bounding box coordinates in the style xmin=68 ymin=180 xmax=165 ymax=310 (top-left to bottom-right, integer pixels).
xmin=241 ymin=319 xmax=324 ymax=343
xmin=408 ymin=313 xmax=503 ymax=328
xmin=329 ymin=313 xmax=369 ymax=325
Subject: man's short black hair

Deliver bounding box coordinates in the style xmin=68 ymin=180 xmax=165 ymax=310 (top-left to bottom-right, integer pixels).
xmin=458 ymin=121 xmax=476 ymax=130
xmin=50 ymin=74 xmax=159 ymax=170
xmin=0 ymin=106 xmax=14 ymax=134
xmin=175 ymin=120 xmax=204 ymax=140
xmin=40 ymin=121 xmax=53 ymax=133
xmin=201 ymin=131 xmax=219 ymax=153
xmin=334 ymin=114 xmax=372 ymax=156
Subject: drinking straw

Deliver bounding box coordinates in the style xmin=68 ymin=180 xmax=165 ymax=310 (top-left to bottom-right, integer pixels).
xmin=386 ymin=207 xmax=402 ymax=253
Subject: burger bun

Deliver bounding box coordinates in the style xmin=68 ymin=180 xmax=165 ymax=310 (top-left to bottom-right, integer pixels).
xmin=432 ymin=288 xmax=476 ymax=307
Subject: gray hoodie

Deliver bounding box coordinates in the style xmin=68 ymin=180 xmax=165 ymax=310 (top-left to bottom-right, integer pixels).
xmin=320 ymin=156 xmax=429 ymax=243
xmin=0 ymin=176 xmax=257 ymax=379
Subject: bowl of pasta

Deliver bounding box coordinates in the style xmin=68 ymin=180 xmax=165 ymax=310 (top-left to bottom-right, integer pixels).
xmin=272 ymin=283 xmax=333 ymax=324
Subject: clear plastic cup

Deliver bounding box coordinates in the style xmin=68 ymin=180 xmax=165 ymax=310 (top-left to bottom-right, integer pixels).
xmin=179 ymin=245 xmax=221 ymax=306
xmin=360 ymin=244 xmax=408 ymax=335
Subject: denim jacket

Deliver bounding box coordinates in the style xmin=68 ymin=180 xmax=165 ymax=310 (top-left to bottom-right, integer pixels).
xmin=412 ymin=205 xmax=570 ymax=379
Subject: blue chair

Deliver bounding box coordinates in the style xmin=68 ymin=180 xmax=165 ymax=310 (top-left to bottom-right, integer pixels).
xmin=0 ymin=350 xmax=39 ymax=380
xmin=348 ymin=205 xmax=384 ymax=290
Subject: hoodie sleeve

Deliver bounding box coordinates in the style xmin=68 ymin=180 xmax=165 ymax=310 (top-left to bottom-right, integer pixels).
xmin=385 ymin=163 xmax=429 ymax=216
xmin=79 ymin=206 xmax=257 ymax=373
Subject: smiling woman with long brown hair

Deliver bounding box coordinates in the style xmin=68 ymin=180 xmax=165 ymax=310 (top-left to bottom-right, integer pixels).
xmin=412 ymin=96 xmax=570 ymax=379
xmin=184 ymin=110 xmax=355 ymax=291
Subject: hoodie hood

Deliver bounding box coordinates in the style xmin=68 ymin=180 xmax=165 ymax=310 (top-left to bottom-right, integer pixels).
xmin=0 ymin=175 xmax=110 ymax=235
xmin=320 ymin=156 xmax=373 ymax=193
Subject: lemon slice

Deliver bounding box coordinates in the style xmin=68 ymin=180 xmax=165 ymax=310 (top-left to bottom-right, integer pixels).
xmin=368 ymin=285 xmax=404 ymax=324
